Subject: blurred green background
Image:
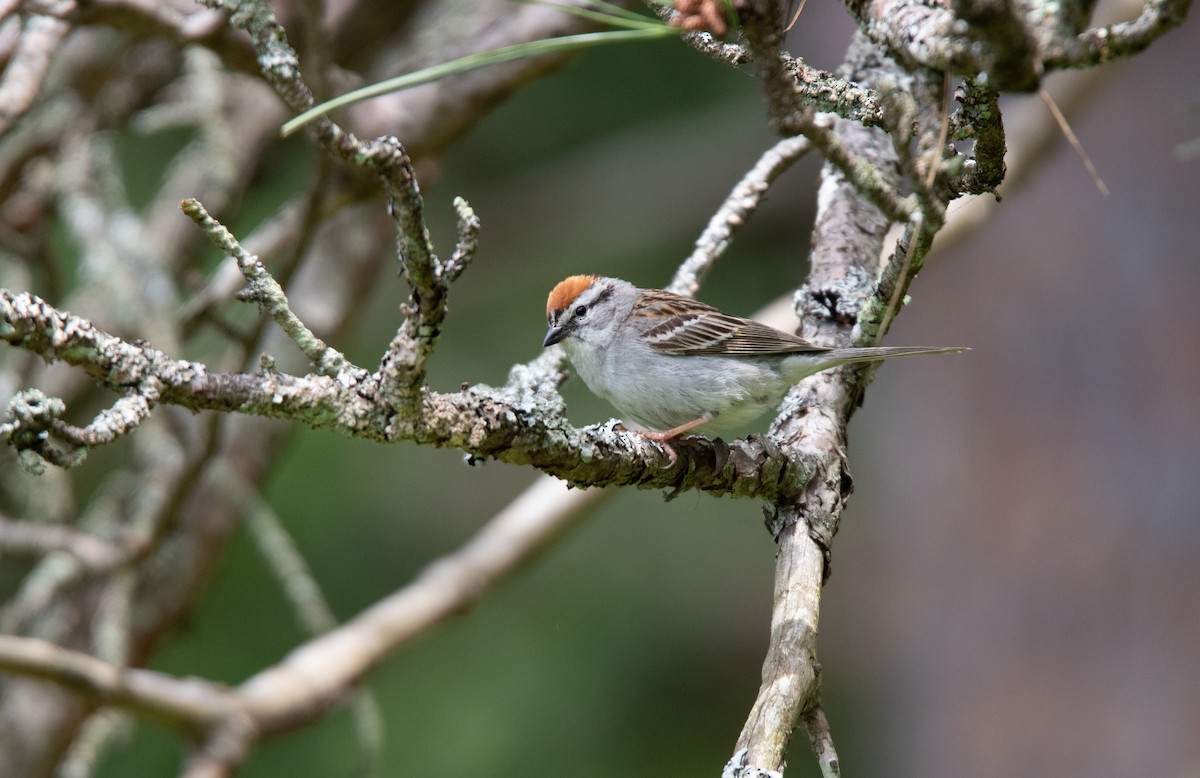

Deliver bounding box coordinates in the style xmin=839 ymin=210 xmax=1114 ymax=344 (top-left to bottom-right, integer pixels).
xmin=77 ymin=4 xmax=1200 ymax=777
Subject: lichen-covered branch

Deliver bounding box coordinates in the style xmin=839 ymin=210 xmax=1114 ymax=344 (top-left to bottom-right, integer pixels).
xmin=728 ymin=20 xmax=954 ymax=773
xmin=0 ymin=288 xmax=812 ymax=501
xmin=1043 ymin=0 xmax=1192 ymax=68
xmin=842 ymin=0 xmax=1191 ymax=89
xmin=739 ymin=4 xmax=915 ymax=223
xmin=949 ymin=77 xmax=1007 ymax=195
xmin=369 ymin=138 xmax=468 ymax=413
xmin=182 ymin=198 xmax=367 ymax=382
xmin=662 ymin=4 xmax=888 ymax=127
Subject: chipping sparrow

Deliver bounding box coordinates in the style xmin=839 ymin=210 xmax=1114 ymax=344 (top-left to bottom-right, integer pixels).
xmin=543 ymin=275 xmax=963 ymax=458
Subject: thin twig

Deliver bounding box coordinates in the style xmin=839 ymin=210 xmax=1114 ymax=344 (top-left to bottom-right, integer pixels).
xmin=181 ymin=198 xmax=368 ymax=381
xmin=671 ymin=135 xmax=812 ymax=297
xmin=0 ymin=514 xmax=123 ymax=568
xmin=738 ymin=5 xmax=913 ymax=222
xmin=232 ymin=477 xmax=607 ymax=734
xmin=803 ymin=706 xmax=841 ymax=778
xmin=0 ymin=3 xmax=73 ymax=137
xmin=871 ymin=212 xmax=924 ymax=347
xmin=0 ymin=634 xmax=235 ymax=729
xmin=232 ymin=463 xmax=386 ymax=774
xmin=1039 ymin=86 xmax=1109 ymax=196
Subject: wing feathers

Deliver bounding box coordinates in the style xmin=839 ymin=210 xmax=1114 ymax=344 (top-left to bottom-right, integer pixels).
xmin=632 ymin=289 xmax=823 ymax=356
xmin=630 ymin=289 xmax=967 ymax=361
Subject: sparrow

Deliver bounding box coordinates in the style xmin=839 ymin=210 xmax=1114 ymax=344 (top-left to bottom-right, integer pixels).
xmin=544 ymin=275 xmax=964 ymax=461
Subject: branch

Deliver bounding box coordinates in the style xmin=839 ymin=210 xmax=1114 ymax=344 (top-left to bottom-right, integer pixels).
xmin=731 ymin=27 xmax=950 ymax=773
xmin=842 ymin=0 xmax=1191 ymax=89
xmin=0 ymin=635 xmax=234 ymax=732
xmin=949 ymin=77 xmax=1007 ymax=195
xmin=0 ymin=514 xmax=123 ymax=568
xmin=733 ymin=520 xmax=825 ymax=769
xmin=233 ymin=476 xmax=606 ymax=733
xmin=661 ymin=5 xmax=887 ymax=126
xmin=0 ymin=1 xmax=72 ymax=138
xmin=0 ymin=289 xmax=812 ymax=500
xmin=370 ymin=138 xmax=473 ymax=413
xmin=1042 ymin=0 xmax=1192 ymax=69
xmin=738 ymin=3 xmax=915 ymax=222
xmin=181 ymin=198 xmax=366 ymax=382
xmin=671 ymin=134 xmax=812 ymax=296
xmin=0 ymin=478 xmax=609 ymax=745
xmin=803 ymin=706 xmax=841 ymax=778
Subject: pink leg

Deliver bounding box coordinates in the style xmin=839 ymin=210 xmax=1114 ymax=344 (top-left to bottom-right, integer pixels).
xmin=638 ymin=413 xmax=715 ymax=467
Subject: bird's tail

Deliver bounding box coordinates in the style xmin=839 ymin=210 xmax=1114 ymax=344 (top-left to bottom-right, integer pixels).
xmin=823 ymin=346 xmax=968 ymax=363
xmin=785 ymin=345 xmax=968 ymax=380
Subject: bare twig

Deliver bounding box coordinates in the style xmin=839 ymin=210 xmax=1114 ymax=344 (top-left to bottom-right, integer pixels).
xmin=671 ymin=135 xmax=812 ymax=297
xmin=0 ymin=2 xmax=73 ymax=137
xmin=0 ymin=514 xmax=122 ymax=568
xmin=231 ymin=463 xmax=385 ymax=774
xmin=0 ymin=477 xmax=611 ymax=757
xmin=803 ymin=706 xmax=841 ymax=778
xmin=0 ymin=635 xmax=235 ymax=730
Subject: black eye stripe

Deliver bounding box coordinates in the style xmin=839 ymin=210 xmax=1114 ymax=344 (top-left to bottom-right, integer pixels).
xmin=557 ymin=283 xmax=612 ymax=324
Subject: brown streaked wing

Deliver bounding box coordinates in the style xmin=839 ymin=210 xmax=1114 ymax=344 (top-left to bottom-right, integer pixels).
xmin=632 ymin=289 xmax=826 ymax=356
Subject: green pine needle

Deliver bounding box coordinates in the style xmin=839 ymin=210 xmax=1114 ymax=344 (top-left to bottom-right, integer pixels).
xmin=281 ymin=26 xmax=679 ymax=138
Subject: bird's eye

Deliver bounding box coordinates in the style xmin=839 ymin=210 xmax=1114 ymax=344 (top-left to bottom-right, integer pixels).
xmin=574 ymin=305 xmax=587 ymax=317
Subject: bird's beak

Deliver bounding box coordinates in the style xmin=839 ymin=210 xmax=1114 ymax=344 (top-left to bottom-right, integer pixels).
xmin=543 ymin=325 xmax=565 ymax=348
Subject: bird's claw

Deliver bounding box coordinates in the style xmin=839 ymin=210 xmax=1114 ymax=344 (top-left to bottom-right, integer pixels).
xmin=637 ymin=430 xmax=679 ymax=468
xmin=659 ymin=440 xmax=678 ymax=468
